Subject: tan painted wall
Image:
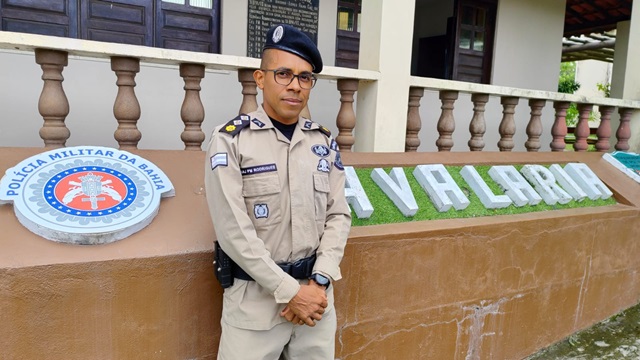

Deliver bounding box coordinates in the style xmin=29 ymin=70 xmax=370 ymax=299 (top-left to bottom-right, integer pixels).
xmin=1 ymin=149 xmax=639 ymax=359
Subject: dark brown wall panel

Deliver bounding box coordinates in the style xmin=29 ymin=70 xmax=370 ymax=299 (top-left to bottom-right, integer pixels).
xmin=80 ymin=0 xmax=152 ymax=46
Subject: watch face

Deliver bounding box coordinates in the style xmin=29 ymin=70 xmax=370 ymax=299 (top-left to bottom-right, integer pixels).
xmin=313 ymin=274 xmax=329 ymax=286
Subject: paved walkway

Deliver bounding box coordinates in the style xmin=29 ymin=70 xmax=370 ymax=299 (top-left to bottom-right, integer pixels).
xmin=526 ymin=302 xmax=640 ymax=359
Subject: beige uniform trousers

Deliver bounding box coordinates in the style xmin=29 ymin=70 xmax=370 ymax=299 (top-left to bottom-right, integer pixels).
xmin=218 ymin=307 xmax=336 ymax=360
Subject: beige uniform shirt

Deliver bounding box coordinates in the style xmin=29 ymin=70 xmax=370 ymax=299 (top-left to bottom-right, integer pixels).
xmin=205 ymin=106 xmax=351 ymax=330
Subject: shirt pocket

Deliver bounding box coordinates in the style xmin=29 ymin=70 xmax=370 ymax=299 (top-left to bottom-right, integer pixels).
xmin=313 ymin=173 xmax=330 ymax=222
xmin=242 ymin=174 xmax=282 ymax=228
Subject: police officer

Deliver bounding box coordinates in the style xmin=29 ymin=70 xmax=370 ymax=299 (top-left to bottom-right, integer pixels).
xmin=205 ymin=24 xmax=352 ymax=359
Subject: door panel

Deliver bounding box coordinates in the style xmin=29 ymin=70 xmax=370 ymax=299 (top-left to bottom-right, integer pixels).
xmin=156 ymin=0 xmax=220 ymax=53
xmin=0 ymin=0 xmax=77 ymax=37
xmin=80 ymin=0 xmax=153 ymax=46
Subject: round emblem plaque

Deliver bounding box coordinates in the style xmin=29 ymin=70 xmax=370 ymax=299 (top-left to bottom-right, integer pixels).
xmin=0 ymin=146 xmax=175 ymax=245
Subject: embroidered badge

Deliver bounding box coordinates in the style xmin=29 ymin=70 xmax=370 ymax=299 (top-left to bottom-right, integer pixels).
xmin=233 ymin=119 xmax=243 ymax=125
xmin=252 ymin=119 xmax=265 ymax=128
xmin=311 ymin=144 xmax=330 ymax=158
xmin=317 ymin=159 xmax=331 ymax=173
xmin=254 ymin=204 xmax=269 ymax=218
xmin=273 ymin=25 xmax=284 ymax=43
xmin=210 ymin=153 xmax=228 ymax=170
xmin=330 ymin=139 xmax=338 ymax=151
xmin=303 ymin=121 xmax=312 ymax=129
xmin=241 ymin=163 xmax=277 ymax=176
xmin=334 ymin=152 xmax=344 ymax=170
xmin=225 ymin=125 xmax=236 ymax=132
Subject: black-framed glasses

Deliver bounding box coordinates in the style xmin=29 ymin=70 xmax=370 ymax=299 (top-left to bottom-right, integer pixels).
xmin=261 ymin=68 xmax=317 ymax=89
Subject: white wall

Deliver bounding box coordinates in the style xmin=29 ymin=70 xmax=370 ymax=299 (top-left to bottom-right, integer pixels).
xmin=575 ymin=60 xmax=612 ymax=98
xmin=492 ymin=0 xmax=565 ymax=91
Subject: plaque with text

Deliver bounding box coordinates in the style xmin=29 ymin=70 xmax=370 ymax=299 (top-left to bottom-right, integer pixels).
xmin=247 ymin=0 xmax=319 ymax=58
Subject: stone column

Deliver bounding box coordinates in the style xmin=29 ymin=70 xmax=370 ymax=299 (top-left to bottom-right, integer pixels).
xmin=354 ymin=0 xmax=416 ymax=152
xmin=610 ymin=4 xmax=640 ymax=152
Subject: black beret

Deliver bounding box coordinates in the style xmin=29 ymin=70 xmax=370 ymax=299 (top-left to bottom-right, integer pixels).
xmin=263 ymin=24 xmax=323 ymax=73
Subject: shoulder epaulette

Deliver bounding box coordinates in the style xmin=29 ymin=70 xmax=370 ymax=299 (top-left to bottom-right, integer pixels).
xmin=316 ymin=124 xmax=331 ymax=137
xmin=219 ymin=114 xmax=251 ymax=137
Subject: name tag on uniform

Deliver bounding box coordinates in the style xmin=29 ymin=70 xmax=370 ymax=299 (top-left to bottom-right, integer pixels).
xmin=241 ymin=163 xmax=277 ymax=176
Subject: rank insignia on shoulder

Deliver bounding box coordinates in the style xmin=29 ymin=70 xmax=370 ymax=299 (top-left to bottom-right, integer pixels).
xmin=317 ymin=126 xmax=331 ymax=137
xmin=220 ymin=114 xmax=251 ymax=137
xmin=303 ymin=120 xmax=312 ymax=129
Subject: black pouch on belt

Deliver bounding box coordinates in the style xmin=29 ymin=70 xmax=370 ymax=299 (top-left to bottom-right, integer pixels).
xmin=214 ymin=241 xmax=234 ymax=288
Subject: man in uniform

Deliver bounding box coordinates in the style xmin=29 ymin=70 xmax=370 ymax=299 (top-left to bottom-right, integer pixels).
xmin=205 ymin=24 xmax=352 ymax=359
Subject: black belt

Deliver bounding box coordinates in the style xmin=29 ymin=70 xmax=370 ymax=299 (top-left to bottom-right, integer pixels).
xmin=232 ymin=254 xmax=316 ymax=281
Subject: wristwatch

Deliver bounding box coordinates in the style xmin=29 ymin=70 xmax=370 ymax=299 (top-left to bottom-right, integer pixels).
xmin=310 ymin=273 xmax=330 ymax=289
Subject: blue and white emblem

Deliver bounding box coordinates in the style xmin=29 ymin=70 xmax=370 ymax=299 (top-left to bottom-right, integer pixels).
xmin=334 ymin=152 xmax=344 ymax=170
xmin=330 ymin=139 xmax=338 ymax=151
xmin=317 ymin=159 xmax=331 ymax=173
xmin=311 ymin=145 xmax=330 ymax=158
xmin=303 ymin=121 xmax=312 ymax=129
xmin=254 ymin=204 xmax=269 ymax=219
xmin=0 ymin=146 xmax=175 ymax=245
xmin=252 ymin=119 xmax=265 ymax=128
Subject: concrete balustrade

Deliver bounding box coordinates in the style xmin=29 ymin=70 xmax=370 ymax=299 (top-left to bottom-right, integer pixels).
xmin=2 ymin=32 xmax=640 ymax=154
xmin=408 ymin=76 xmax=640 ymax=153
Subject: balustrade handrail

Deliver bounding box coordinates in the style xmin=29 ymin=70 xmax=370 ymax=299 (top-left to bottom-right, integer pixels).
xmin=410 ymin=76 xmax=640 ymax=109
xmin=0 ymin=31 xmax=380 ymax=81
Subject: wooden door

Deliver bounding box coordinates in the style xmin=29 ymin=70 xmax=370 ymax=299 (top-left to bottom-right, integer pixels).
xmin=451 ymin=0 xmax=496 ymax=84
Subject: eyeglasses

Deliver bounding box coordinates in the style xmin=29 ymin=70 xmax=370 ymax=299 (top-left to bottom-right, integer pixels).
xmin=261 ymin=68 xmax=317 ymax=89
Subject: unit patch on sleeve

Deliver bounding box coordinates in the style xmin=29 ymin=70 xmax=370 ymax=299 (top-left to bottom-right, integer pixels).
xmin=334 ymin=152 xmax=344 ymax=170
xmin=210 ymin=153 xmax=228 ymax=170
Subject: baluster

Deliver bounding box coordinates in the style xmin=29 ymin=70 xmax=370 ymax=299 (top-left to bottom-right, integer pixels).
xmin=615 ymin=107 xmax=633 ymax=151
xmin=595 ymin=106 xmax=614 ymax=152
xmin=436 ymin=90 xmax=458 ymax=151
xmin=573 ymin=103 xmax=593 ymax=152
xmin=468 ymin=93 xmax=489 ymax=151
xmin=35 ymin=49 xmax=70 ymax=148
xmin=238 ymin=69 xmax=258 ymax=114
xmin=111 ymin=57 xmax=141 ymax=149
xmin=550 ymin=101 xmax=570 ymax=152
xmin=497 ymin=96 xmax=519 ymax=152
xmin=335 ymin=79 xmax=358 ymax=152
xmin=179 ymin=63 xmax=206 ymax=150
xmin=525 ymin=99 xmax=545 ymax=152
xmin=405 ymin=86 xmax=424 ymax=152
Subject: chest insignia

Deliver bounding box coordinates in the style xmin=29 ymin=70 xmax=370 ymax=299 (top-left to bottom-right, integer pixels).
xmin=254 ymin=204 xmax=269 ymax=219
xmin=311 ymin=144 xmax=330 ymax=158
xmin=317 ymin=158 xmax=331 ymax=173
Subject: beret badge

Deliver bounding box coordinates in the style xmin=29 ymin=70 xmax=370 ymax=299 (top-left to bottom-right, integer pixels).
xmin=272 ymin=25 xmax=284 ymax=43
